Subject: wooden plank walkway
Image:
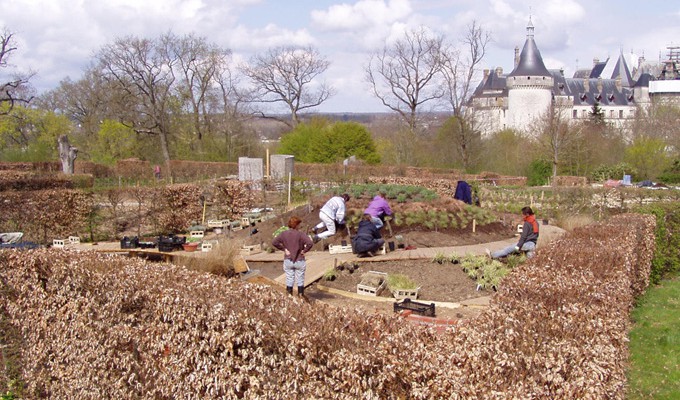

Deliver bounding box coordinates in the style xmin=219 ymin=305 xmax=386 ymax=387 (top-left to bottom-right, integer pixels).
xmin=246 ymin=223 xmax=565 ymax=287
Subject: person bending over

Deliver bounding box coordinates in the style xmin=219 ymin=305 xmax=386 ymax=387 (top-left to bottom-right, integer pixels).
xmin=352 ymin=214 xmax=385 ymax=257
xmin=312 ymin=193 xmax=350 ymax=242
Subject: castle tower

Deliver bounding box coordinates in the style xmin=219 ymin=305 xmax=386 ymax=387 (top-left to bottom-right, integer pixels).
xmin=506 ymin=18 xmax=554 ymax=133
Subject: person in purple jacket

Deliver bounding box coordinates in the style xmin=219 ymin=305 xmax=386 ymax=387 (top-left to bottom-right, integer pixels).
xmin=272 ymin=216 xmax=314 ymax=298
xmin=363 ymin=191 xmax=392 ymax=230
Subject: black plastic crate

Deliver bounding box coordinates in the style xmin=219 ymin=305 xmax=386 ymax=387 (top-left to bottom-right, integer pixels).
xmin=393 ymin=298 xmax=435 ymax=317
xmin=120 ymin=236 xmax=140 ymax=249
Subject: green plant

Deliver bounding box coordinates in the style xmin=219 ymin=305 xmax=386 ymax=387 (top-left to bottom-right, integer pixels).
xmin=432 ymin=252 xmax=448 ymax=264
xmin=387 ymin=274 xmax=418 ymax=290
xmin=322 ymin=268 xmax=338 ymax=281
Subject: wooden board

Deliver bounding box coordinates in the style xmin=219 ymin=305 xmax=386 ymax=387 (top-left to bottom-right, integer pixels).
xmin=233 ymin=256 xmax=250 ymax=274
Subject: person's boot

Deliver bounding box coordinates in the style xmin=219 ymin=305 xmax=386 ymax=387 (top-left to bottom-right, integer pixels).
xmin=286 ymin=286 xmax=293 ymax=296
xmin=297 ymin=286 xmax=309 ymax=301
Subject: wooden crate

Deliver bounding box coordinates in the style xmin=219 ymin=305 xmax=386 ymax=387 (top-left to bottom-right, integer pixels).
xmin=328 ymin=244 xmax=353 ymax=254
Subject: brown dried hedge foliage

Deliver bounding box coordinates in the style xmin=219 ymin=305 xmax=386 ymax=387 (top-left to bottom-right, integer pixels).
xmin=0 ymin=189 xmax=92 ymax=243
xmin=0 ymin=213 xmax=654 ymax=398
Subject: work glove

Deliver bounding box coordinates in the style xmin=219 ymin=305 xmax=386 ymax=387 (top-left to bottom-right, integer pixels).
xmin=514 ymin=246 xmax=520 ymax=252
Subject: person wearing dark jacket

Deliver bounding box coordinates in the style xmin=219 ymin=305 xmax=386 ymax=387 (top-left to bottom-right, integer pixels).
xmin=272 ymin=216 xmax=314 ymax=297
xmin=352 ymin=214 xmax=385 ymax=257
xmin=487 ymin=206 xmax=539 ymax=259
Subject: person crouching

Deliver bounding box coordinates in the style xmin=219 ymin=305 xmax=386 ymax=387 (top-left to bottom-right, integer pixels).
xmin=352 ymin=214 xmax=385 ymax=257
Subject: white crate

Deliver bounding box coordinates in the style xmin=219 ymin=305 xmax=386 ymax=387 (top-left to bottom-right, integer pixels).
xmin=207 ymin=219 xmax=230 ymax=228
xmin=392 ymin=287 xmax=421 ymax=301
xmin=517 ymin=224 xmax=523 ymax=234
xmin=190 ymin=230 xmax=205 ymax=239
xmin=201 ymin=241 xmax=216 ymax=252
xmin=53 ymin=239 xmax=65 ymax=248
xmin=240 ymin=244 xmax=262 ymax=255
xmin=328 ymin=244 xmax=353 ymax=254
xmin=357 ymin=271 xmax=387 ymax=297
xmin=378 ymin=242 xmax=387 ymax=255
xmin=68 ymin=236 xmax=81 ymax=244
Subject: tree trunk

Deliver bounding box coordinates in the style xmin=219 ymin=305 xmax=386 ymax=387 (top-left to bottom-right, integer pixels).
xmin=58 ymin=135 xmax=78 ymax=174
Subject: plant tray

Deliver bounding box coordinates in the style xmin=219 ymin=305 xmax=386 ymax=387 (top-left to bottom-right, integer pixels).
xmin=392 ymin=287 xmax=421 ymax=301
xmin=357 ymin=271 xmax=387 ymax=297
xmin=393 ymin=298 xmax=435 ymax=317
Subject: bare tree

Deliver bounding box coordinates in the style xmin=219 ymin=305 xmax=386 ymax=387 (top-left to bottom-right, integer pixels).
xmin=96 ymin=34 xmax=178 ymax=175
xmin=1 ymin=28 xmax=34 ymax=114
xmin=532 ymin=103 xmax=581 ymax=179
xmin=365 ymin=27 xmax=446 ymax=133
xmin=439 ymin=21 xmax=490 ymax=170
xmin=242 ymin=46 xmax=333 ymax=127
xmin=170 ymin=34 xmax=231 ymax=140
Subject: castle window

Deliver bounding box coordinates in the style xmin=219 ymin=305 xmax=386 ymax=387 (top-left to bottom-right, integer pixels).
xmin=573 ymin=110 xmax=578 ymax=118
xmin=610 ymin=110 xmax=615 ymax=118
xmin=619 ymin=110 xmax=623 ymax=118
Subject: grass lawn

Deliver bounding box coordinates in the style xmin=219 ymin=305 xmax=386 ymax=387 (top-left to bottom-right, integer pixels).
xmin=627 ymin=273 xmax=680 ymax=399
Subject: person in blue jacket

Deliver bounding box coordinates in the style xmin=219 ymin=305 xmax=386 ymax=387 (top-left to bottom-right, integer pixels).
xmin=352 ymin=214 xmax=385 ymax=257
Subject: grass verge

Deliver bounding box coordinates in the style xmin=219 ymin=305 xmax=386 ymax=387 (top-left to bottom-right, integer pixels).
xmin=627 ymin=273 xmax=680 ymax=399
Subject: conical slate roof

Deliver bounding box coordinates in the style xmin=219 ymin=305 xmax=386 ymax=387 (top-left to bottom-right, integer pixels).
xmin=610 ymin=52 xmax=634 ymax=86
xmin=508 ymin=18 xmax=551 ymax=77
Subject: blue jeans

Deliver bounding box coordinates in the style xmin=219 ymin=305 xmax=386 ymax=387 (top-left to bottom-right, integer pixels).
xmin=491 ymin=241 xmax=536 ymax=259
xmin=283 ymin=259 xmax=306 ymax=287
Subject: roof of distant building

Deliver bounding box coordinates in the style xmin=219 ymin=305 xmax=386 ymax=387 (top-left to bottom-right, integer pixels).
xmin=508 ymin=18 xmax=551 ymax=78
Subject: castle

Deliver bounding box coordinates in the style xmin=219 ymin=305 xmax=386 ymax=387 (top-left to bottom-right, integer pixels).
xmin=470 ymin=18 xmax=680 ymax=136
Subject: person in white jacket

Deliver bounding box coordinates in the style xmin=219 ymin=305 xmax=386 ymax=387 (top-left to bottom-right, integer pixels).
xmin=312 ymin=193 xmax=350 ymax=242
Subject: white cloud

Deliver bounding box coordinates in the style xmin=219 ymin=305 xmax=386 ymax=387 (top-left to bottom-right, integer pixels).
xmin=311 ymin=0 xmax=412 ymax=31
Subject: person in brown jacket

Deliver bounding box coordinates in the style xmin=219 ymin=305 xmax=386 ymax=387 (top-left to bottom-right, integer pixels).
xmin=272 ymin=216 xmax=314 ymax=297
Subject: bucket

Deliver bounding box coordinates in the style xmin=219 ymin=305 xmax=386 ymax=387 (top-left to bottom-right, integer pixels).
xmin=388 ymin=241 xmax=395 ymax=251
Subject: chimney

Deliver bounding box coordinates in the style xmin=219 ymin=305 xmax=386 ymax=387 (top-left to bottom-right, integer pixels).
xmin=597 ymin=77 xmax=603 ymax=92
xmin=495 ymin=67 xmax=503 ymax=77
xmin=616 ymin=76 xmax=622 ymax=91
xmin=584 ymin=78 xmax=589 ymax=91
xmin=483 ymin=69 xmax=489 ymax=80
xmin=514 ymin=46 xmax=520 ymax=68
xmin=593 ymin=57 xmax=599 ymax=67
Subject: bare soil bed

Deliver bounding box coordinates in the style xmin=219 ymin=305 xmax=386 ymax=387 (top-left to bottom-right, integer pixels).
xmin=249 ymin=257 xmax=493 ymax=320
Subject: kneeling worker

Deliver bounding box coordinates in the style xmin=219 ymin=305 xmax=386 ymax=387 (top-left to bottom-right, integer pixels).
xmin=352 ymin=214 xmax=385 ymax=257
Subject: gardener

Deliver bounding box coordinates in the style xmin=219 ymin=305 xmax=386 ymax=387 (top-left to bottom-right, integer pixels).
xmin=487 ymin=206 xmax=539 ymax=259
xmin=312 ymin=193 xmax=350 ymax=242
xmin=352 ymin=214 xmax=385 ymax=257
xmin=363 ymin=190 xmax=392 ymax=230
xmin=272 ymin=216 xmax=314 ymax=298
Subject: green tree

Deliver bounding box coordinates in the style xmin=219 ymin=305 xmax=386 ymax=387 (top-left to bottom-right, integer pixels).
xmin=278 ymin=119 xmax=380 ymax=164
xmin=90 ymin=120 xmax=139 ymax=165
xmin=0 ymin=105 xmax=71 ymax=161
xmin=624 ymin=136 xmax=669 ymax=180
xmin=589 ymin=101 xmax=604 ymax=124
xmin=526 ymin=159 xmax=552 ymax=186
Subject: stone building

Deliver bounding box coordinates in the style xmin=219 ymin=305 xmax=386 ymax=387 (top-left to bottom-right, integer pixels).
xmin=470 ymin=18 xmax=680 ymax=136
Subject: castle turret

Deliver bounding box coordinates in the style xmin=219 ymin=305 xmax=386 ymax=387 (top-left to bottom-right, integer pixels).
xmin=506 ymin=17 xmax=554 ymax=133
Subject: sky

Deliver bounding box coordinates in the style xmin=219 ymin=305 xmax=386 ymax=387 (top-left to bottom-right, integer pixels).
xmin=2 ymin=0 xmax=680 ymax=113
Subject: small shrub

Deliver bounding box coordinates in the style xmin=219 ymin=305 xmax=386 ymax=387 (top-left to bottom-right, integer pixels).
xmin=322 ymin=268 xmax=337 ymax=281
xmin=387 ymin=274 xmax=418 ymax=290
xmin=182 ymin=239 xmax=241 ymax=278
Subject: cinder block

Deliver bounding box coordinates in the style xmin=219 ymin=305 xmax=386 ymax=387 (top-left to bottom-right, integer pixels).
xmin=68 ymin=236 xmax=81 ymax=244
xmin=53 ymin=239 xmax=65 ymax=248
xmin=190 ymin=230 xmax=204 ymax=239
